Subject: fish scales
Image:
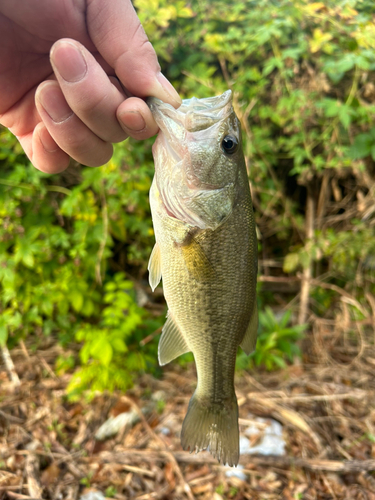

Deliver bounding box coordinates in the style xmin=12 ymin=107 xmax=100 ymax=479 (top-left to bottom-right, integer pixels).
xmin=147 ymin=90 xmax=258 ymax=466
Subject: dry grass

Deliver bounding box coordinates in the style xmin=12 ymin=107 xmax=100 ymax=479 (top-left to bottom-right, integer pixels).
xmin=1 ymin=323 xmax=375 ymax=500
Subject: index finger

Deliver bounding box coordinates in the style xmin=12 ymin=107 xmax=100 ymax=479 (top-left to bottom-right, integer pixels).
xmin=86 ymin=0 xmax=181 ymax=108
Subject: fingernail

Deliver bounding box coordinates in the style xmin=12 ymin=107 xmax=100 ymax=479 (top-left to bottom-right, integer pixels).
xmin=155 ymin=73 xmax=182 ymax=108
xmin=119 ymin=110 xmax=146 ymax=132
xmin=38 ymin=126 xmax=59 ymax=153
xmin=37 ymin=83 xmax=73 ymax=123
xmin=51 ymin=41 xmax=87 ymax=82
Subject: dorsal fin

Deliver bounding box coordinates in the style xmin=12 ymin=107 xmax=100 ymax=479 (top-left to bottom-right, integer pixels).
xmin=158 ymin=312 xmax=190 ymax=366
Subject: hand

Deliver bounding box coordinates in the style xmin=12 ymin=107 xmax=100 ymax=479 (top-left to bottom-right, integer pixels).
xmin=0 ymin=0 xmax=181 ymax=173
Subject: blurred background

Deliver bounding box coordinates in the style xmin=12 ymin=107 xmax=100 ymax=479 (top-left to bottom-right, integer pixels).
xmin=1 ymin=1 xmax=375 ymax=498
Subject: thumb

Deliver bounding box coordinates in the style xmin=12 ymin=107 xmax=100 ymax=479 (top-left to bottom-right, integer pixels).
xmin=86 ymin=0 xmax=181 ymax=107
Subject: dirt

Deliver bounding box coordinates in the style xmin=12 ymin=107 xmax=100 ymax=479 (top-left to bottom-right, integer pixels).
xmin=1 ymin=326 xmax=375 ymax=500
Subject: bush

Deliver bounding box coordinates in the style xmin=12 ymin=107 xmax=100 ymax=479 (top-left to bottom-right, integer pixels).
xmin=0 ymin=128 xmax=160 ymax=396
xmin=236 ymin=307 xmax=307 ymax=371
xmin=1 ymin=0 xmax=375 ymax=391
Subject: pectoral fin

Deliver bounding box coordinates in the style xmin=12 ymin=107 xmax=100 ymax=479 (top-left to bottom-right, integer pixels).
xmin=240 ymin=302 xmax=258 ymax=355
xmin=148 ymin=242 xmax=162 ymax=292
xmin=180 ymin=238 xmax=214 ymax=282
xmin=159 ymin=312 xmax=190 ymax=366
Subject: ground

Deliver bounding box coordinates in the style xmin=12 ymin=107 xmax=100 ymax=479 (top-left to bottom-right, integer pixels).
xmin=1 ymin=326 xmax=375 ymax=500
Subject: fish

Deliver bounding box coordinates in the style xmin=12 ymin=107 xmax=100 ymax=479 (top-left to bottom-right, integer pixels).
xmin=147 ymin=90 xmax=258 ymax=466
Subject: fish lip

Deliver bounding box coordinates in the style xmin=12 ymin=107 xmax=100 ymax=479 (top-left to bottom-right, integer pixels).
xmin=147 ymin=90 xmax=232 ymax=120
xmin=148 ymin=90 xmax=234 ymax=171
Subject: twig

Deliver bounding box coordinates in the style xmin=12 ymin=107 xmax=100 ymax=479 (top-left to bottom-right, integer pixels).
xmin=25 ymin=453 xmax=43 ymax=499
xmin=238 ymin=418 xmax=268 ymax=429
xmin=246 ymin=390 xmax=369 ymax=403
xmin=258 ymin=275 xmax=300 ymax=283
xmin=95 ymin=181 xmax=109 ymax=285
xmin=37 ymin=355 xmax=59 ymax=380
xmin=19 ymin=340 xmax=31 ymax=361
xmin=122 ymin=396 xmax=195 ymax=500
xmin=118 ymin=464 xmax=155 ymax=477
xmin=97 ymin=449 xmax=375 ymax=473
xmin=0 ymin=409 xmax=25 ymax=424
xmin=7 ymin=493 xmax=40 ymax=500
xmin=1 ymin=344 xmax=20 ymax=386
xmin=140 ymin=326 xmax=162 ymax=347
xmin=298 ymin=190 xmax=314 ymax=325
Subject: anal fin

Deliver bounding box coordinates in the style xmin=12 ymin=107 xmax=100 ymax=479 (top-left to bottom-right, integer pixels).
xmin=240 ymin=302 xmax=258 ymax=355
xmin=148 ymin=242 xmax=162 ymax=292
xmin=159 ymin=312 xmax=190 ymax=366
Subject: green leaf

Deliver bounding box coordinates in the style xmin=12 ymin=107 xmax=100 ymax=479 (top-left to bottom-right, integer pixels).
xmin=100 ymin=343 xmax=113 ymax=366
xmin=349 ymin=133 xmax=372 ymax=159
xmin=270 ymin=354 xmax=287 ymax=369
xmin=0 ymin=324 xmax=8 ymax=346
xmin=111 ymin=338 xmax=128 ymax=353
xmin=283 ymin=253 xmax=300 ymax=273
xmin=70 ymin=290 xmax=84 ymax=313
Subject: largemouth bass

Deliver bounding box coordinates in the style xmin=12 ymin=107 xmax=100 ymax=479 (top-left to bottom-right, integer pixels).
xmin=147 ymin=90 xmax=258 ymax=466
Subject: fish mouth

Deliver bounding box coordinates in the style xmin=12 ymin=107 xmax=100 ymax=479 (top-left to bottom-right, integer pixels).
xmin=148 ymin=90 xmax=234 ymax=180
xmin=147 ymin=90 xmax=233 ymax=133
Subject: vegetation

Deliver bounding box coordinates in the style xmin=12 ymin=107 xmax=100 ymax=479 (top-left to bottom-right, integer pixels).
xmin=1 ymin=0 xmax=375 ymax=394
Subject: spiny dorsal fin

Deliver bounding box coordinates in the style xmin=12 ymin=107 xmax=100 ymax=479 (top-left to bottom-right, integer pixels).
xmin=148 ymin=242 xmax=162 ymax=292
xmin=158 ymin=312 xmax=190 ymax=366
xmin=180 ymin=238 xmax=214 ymax=282
xmin=240 ymin=302 xmax=258 ymax=355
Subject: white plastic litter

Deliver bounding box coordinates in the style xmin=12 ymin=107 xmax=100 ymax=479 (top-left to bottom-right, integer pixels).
xmin=243 ymin=417 xmax=285 ymax=456
xmin=224 ymin=464 xmax=247 ymax=481
xmin=95 ymin=409 xmax=139 ymax=440
xmin=160 ymin=426 xmax=170 ymax=435
xmin=225 ymin=417 xmax=285 ymax=479
xmin=80 ymin=491 xmax=106 ymax=500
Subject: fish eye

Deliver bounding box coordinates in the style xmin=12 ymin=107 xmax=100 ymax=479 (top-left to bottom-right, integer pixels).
xmin=221 ymin=135 xmax=238 ymax=155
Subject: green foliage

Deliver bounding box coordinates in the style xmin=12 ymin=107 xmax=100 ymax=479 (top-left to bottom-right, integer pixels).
xmin=237 ymin=307 xmax=307 ymax=371
xmin=0 ymin=127 xmax=158 ymax=393
xmin=1 ymin=0 xmax=375 ymax=388
xmin=137 ymin=0 xmax=375 ymax=326
xmin=67 ymin=274 xmax=147 ymax=398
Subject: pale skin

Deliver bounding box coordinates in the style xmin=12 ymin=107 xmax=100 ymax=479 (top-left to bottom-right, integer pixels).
xmin=0 ymin=0 xmax=181 ymax=174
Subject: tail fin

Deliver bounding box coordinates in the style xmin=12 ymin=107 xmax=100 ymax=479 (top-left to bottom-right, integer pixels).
xmin=181 ymin=391 xmax=239 ymax=466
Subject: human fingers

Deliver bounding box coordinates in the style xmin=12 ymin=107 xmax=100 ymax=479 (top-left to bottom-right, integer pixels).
xmin=32 ymin=122 xmax=70 ymax=174
xmin=50 ymin=39 xmax=128 ymax=143
xmin=86 ymin=0 xmax=181 ymax=108
xmin=117 ymin=97 xmax=159 ymax=140
xmin=35 ymin=80 xmax=113 ymax=167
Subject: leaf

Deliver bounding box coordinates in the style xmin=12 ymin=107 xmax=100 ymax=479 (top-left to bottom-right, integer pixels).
xmin=70 ymin=290 xmax=84 ymax=313
xmin=0 ymin=324 xmax=8 ymax=346
xmin=81 ymin=299 xmax=95 ymax=317
xmin=101 ymin=343 xmax=113 ymax=366
xmin=279 ymin=310 xmax=292 ymax=329
xmin=284 ymin=252 xmax=300 ymax=273
xmin=338 ymin=105 xmax=353 ymax=129
xmin=310 ymin=28 xmax=333 ymax=53
xmin=111 ymin=338 xmax=128 ymax=353
xmin=305 ymin=2 xmax=325 ymax=13
xmin=270 ymin=354 xmax=287 ymax=369
xmin=349 ymin=133 xmax=372 ymax=159
xmin=90 ymin=336 xmax=113 ymax=366
xmin=22 ymin=252 xmax=35 ymax=268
